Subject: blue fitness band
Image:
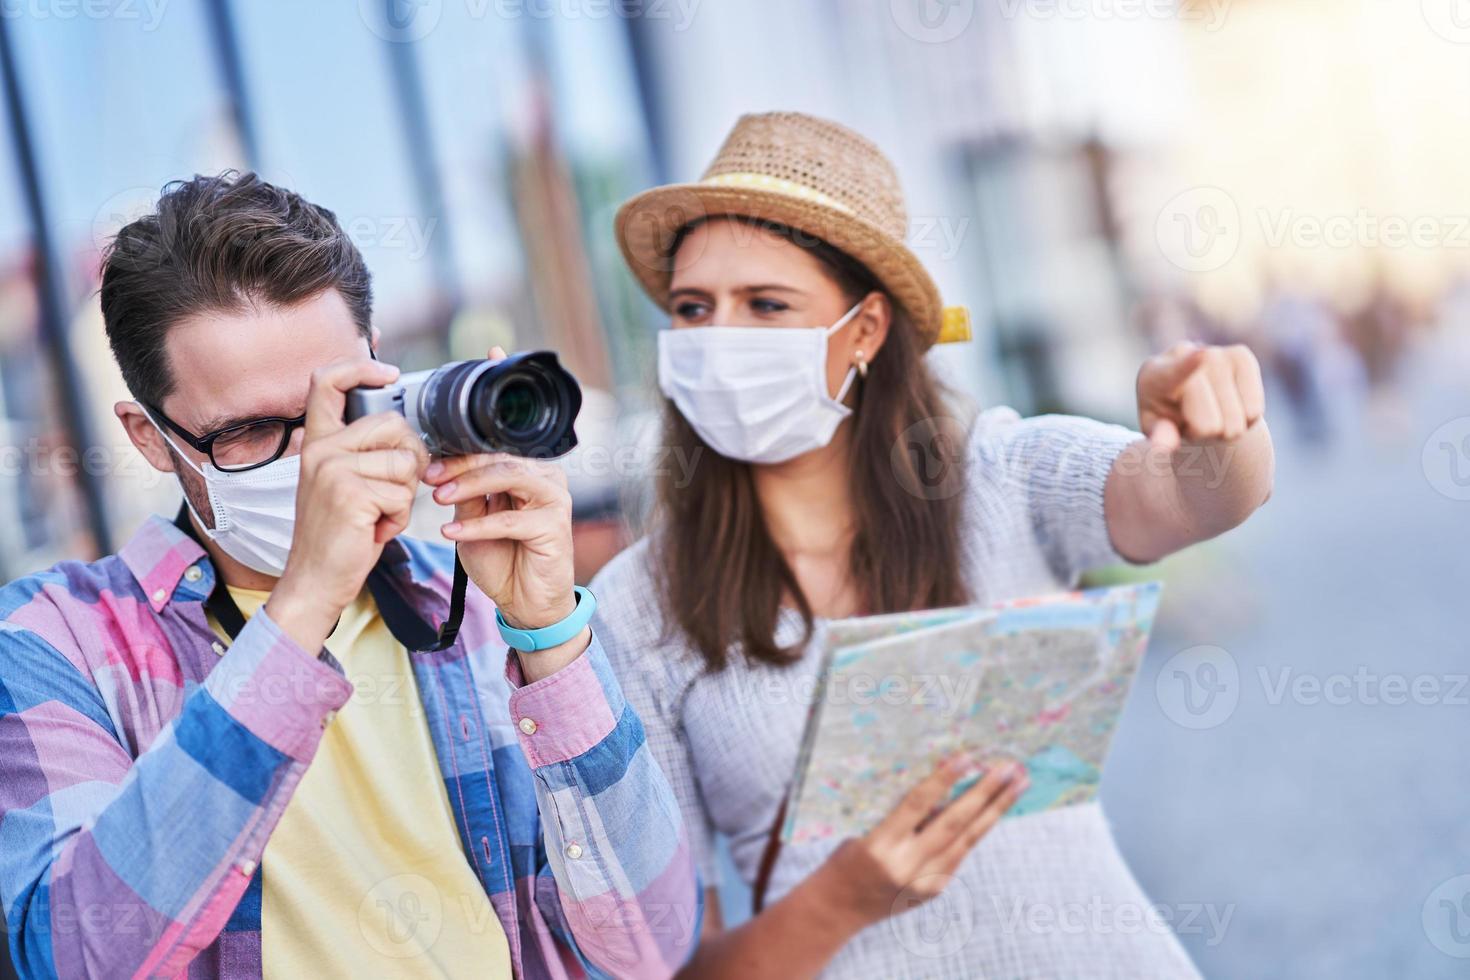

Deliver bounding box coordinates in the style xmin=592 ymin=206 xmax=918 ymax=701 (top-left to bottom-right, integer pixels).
xmin=495 ymin=586 xmax=597 ymax=652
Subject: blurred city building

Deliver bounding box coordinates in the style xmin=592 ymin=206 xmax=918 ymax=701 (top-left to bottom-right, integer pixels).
xmin=6 ymin=0 xmax=1470 ymax=574
xmin=0 ymin=0 xmax=1197 ymax=577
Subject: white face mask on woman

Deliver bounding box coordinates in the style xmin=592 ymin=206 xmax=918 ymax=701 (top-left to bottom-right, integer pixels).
xmin=144 ymin=409 xmax=300 ymax=576
xmin=657 ymin=303 xmax=863 ymax=464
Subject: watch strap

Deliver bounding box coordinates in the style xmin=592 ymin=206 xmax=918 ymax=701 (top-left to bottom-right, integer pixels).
xmin=496 ymin=586 xmax=596 ymax=652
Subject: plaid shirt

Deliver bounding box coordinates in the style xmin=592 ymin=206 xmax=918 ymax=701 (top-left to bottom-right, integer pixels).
xmin=0 ymin=515 xmax=699 ymax=979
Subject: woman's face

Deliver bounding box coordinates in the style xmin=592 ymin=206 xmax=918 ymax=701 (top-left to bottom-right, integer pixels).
xmin=668 ymin=217 xmax=890 ymax=401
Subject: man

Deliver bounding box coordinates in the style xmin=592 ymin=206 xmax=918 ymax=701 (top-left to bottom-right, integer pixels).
xmin=0 ymin=173 xmax=698 ymax=978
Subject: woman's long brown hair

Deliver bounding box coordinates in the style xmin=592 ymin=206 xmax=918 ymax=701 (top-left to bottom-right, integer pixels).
xmin=654 ymin=218 xmax=969 ymax=671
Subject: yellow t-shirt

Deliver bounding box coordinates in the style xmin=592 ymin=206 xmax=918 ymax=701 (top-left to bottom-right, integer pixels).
xmin=212 ymin=587 xmax=512 ymax=979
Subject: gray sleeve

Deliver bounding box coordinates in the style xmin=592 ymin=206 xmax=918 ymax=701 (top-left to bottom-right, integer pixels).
xmin=590 ymin=549 xmax=722 ymax=887
xmin=968 ymin=409 xmax=1142 ymax=583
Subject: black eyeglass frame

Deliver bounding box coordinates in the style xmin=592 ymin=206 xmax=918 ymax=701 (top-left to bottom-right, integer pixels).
xmin=143 ymin=401 xmax=308 ymax=473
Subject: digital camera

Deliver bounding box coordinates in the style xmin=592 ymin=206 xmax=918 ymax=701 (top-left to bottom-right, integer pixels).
xmin=344 ymin=351 xmax=581 ymax=458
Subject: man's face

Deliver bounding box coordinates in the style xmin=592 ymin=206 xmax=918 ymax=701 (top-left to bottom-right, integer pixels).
xmin=116 ymin=288 xmax=373 ymax=529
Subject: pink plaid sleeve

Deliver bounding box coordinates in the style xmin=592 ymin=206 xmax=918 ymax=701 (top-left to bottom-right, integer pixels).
xmin=0 ymin=604 xmax=349 ymax=979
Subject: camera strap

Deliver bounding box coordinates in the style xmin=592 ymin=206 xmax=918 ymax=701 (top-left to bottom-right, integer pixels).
xmin=174 ymin=505 xmax=467 ymax=655
xmin=365 ymin=549 xmax=468 ymax=653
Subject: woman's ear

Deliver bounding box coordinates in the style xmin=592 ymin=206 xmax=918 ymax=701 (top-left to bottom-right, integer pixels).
xmin=853 ymin=291 xmax=893 ymax=359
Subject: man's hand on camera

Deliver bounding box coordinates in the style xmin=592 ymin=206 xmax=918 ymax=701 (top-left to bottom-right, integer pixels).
xmin=422 ymin=346 xmax=588 ymax=682
xmin=267 ymin=358 xmax=430 ymax=653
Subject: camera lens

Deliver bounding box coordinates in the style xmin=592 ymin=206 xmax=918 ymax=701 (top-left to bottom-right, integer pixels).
xmin=414 ymin=353 xmax=580 ymax=458
xmin=493 ymin=378 xmax=543 ymax=435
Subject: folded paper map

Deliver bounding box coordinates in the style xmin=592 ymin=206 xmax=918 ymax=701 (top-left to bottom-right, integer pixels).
xmin=782 ymin=582 xmax=1162 ymax=844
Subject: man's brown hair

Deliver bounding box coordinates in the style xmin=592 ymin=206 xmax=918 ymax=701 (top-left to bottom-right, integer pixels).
xmin=100 ymin=171 xmax=373 ymax=406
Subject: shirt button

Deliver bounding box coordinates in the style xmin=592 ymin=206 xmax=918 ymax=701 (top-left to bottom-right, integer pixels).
xmin=564 ymin=843 xmax=583 ymax=860
xmin=184 ymin=566 xmax=203 ymax=583
xmin=238 ymin=859 xmax=257 ymax=876
xmin=211 ymin=641 xmax=226 ymax=657
xmin=518 ymin=717 xmax=538 ymax=735
xmin=322 ymin=710 xmax=337 ymax=728
xmin=151 ymin=588 xmax=167 ymax=603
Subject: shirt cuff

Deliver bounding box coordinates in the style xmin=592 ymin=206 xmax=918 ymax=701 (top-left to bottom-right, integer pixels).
xmin=202 ymin=605 xmax=354 ymax=762
xmin=504 ymin=634 xmax=626 ymax=769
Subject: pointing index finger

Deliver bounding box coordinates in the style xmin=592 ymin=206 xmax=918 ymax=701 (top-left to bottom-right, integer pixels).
xmin=1156 ymin=344 xmax=1209 ymax=398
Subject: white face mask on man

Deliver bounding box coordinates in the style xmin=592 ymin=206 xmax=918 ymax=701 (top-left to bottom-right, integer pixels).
xmin=657 ymin=303 xmax=863 ymax=465
xmin=143 ymin=408 xmax=300 ymax=577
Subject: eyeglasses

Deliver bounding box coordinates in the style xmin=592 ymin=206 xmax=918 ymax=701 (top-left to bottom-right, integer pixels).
xmin=144 ymin=402 xmax=307 ymax=473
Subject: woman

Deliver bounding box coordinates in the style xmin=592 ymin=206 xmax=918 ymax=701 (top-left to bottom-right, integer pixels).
xmin=591 ymin=112 xmax=1273 ymax=978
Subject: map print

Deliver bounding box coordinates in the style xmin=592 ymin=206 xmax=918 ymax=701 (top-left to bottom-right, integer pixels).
xmin=783 ymin=582 xmax=1162 ymax=844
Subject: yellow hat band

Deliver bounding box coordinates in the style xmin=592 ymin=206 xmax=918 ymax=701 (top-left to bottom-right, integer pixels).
xmin=938 ymin=306 xmax=972 ymax=345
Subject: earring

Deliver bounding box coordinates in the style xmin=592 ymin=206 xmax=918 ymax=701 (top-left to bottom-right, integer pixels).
xmin=855 ymin=350 xmax=869 ymax=378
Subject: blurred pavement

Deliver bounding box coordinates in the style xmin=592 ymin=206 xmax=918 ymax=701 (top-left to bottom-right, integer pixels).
xmin=1106 ymin=330 xmax=1470 ymax=979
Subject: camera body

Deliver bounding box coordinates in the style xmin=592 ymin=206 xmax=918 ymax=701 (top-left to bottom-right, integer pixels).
xmin=344 ymin=351 xmax=581 ymax=458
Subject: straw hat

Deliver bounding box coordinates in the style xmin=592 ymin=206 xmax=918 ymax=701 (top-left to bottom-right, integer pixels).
xmin=615 ymin=111 xmax=970 ymax=349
